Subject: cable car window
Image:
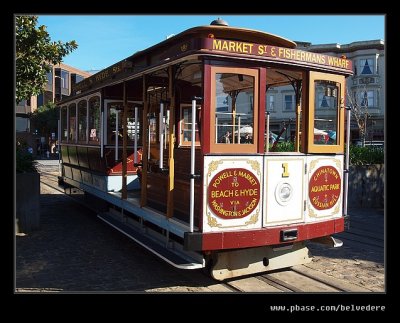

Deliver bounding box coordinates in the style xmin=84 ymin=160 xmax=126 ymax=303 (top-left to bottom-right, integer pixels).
xmin=314 ymin=80 xmax=339 ymax=145
xmin=215 ymin=73 xmax=254 ymax=144
xmin=78 ymin=99 xmax=87 ymax=143
xmin=61 ymin=106 xmax=67 ymax=141
xmin=179 ymin=104 xmax=200 ymax=146
xmin=88 ymin=96 xmax=100 ymax=144
xmin=68 ymin=103 xmax=76 ymax=142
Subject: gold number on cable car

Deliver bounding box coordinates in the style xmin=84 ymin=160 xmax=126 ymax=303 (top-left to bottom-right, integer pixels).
xmin=282 ymin=163 xmax=289 ymax=177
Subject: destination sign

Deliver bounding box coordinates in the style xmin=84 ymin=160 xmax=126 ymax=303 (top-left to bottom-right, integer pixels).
xmin=204 ymin=38 xmax=352 ymax=71
xmin=309 ymin=166 xmax=341 ymax=210
xmin=208 ymin=168 xmax=260 ymax=219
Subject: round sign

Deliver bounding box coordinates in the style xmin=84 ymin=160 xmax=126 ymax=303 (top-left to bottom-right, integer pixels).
xmin=309 ymin=166 xmax=341 ymax=210
xmin=208 ymin=168 xmax=260 ymax=219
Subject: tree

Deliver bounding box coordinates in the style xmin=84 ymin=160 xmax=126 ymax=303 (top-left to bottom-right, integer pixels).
xmin=29 ymin=102 xmax=59 ymax=142
xmin=16 ymin=16 xmax=78 ymax=104
xmin=346 ymin=84 xmax=370 ymax=146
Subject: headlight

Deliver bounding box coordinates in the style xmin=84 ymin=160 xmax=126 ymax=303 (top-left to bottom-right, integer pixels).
xmin=275 ymin=182 xmax=293 ymax=206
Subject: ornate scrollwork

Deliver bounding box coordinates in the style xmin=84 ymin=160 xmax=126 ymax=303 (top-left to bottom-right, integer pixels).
xmin=207 ymin=212 xmax=222 ymax=227
xmin=310 ymin=159 xmax=318 ymax=171
xmin=246 ymin=160 xmax=261 ymax=176
xmin=207 ymin=160 xmax=223 ymax=177
xmin=308 ymin=206 xmax=318 ymax=218
xmin=244 ymin=210 xmax=259 ymax=225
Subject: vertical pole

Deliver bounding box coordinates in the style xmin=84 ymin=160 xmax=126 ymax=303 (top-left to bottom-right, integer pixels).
xmin=115 ymin=110 xmax=119 ymax=161
xmin=159 ymin=102 xmax=164 ymax=169
xmin=75 ymin=105 xmax=78 ymax=144
xmin=58 ymin=118 xmax=61 ymax=174
xmin=141 ymin=76 xmax=148 ymax=207
xmin=86 ymin=100 xmax=89 ymax=144
xmin=167 ymin=66 xmax=175 ymax=218
xmin=295 ymin=104 xmax=301 ymax=152
xmin=100 ymin=110 xmax=104 ymax=158
xmin=165 ymin=110 xmax=169 ymax=149
xmin=189 ymin=99 xmax=196 ymax=232
xmin=343 ymin=107 xmax=351 ymax=218
xmin=148 ymin=122 xmax=151 ymax=160
xmin=122 ymin=82 xmax=128 ymax=200
xmin=215 ymin=115 xmax=218 ymax=143
xmin=134 ymin=107 xmax=138 ymax=164
xmin=265 ymin=112 xmax=270 ymax=153
xmin=238 ymin=115 xmax=241 ymax=143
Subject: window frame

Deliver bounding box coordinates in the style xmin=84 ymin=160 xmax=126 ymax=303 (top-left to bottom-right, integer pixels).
xmin=359 ymin=58 xmax=374 ymax=75
xmin=209 ymin=66 xmax=259 ymax=154
xmin=306 ymin=71 xmax=345 ymax=153
xmin=179 ymin=103 xmax=201 ymax=147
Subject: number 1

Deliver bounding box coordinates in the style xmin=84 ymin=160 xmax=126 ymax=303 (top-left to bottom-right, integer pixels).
xmin=282 ymin=163 xmax=289 ymax=177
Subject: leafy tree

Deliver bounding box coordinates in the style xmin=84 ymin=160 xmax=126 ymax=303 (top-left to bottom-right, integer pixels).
xmin=16 ymin=15 xmax=78 ymax=103
xmin=29 ymin=102 xmax=59 ymax=141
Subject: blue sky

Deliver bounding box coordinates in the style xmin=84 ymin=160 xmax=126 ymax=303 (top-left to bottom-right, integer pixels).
xmin=38 ymin=15 xmax=385 ymax=73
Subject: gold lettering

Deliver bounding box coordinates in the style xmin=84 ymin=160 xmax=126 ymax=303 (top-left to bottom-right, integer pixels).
xmin=258 ymin=45 xmax=266 ymax=55
xmin=213 ymin=39 xmax=222 ymax=50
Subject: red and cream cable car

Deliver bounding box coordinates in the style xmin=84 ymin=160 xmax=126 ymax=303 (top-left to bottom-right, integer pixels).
xmin=57 ymin=18 xmax=352 ymax=280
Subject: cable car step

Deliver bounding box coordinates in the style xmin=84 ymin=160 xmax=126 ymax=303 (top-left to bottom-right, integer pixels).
xmin=97 ymin=212 xmax=204 ymax=270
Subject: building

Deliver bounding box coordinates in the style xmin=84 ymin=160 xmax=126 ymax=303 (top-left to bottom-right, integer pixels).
xmin=16 ymin=63 xmax=92 ymax=149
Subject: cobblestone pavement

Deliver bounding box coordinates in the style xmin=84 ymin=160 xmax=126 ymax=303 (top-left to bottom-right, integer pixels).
xmin=305 ymin=208 xmax=384 ymax=292
xmin=15 ymin=173 xmax=384 ymax=293
xmin=16 ymin=182 xmax=215 ymax=292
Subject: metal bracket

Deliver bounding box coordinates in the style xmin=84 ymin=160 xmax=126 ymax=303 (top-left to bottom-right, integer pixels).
xmin=310 ymin=235 xmax=343 ymax=248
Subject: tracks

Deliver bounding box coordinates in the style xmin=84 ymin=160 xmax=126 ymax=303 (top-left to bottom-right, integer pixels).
xmin=219 ymin=266 xmax=371 ymax=292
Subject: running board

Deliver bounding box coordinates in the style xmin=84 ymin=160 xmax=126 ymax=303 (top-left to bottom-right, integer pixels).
xmin=97 ymin=212 xmax=204 ymax=270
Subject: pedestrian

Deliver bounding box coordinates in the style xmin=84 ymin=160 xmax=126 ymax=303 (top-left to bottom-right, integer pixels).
xmin=223 ymin=131 xmax=231 ymax=143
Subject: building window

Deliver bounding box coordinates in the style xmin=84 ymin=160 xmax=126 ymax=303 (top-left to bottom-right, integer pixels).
xmin=360 ymin=58 xmax=374 ymax=75
xmin=47 ymin=67 xmax=53 ymax=85
xmin=360 ymin=90 xmax=374 ymax=108
xmin=16 ymin=117 xmax=29 ymax=132
xmin=266 ymin=94 xmax=275 ymax=111
xmin=284 ymin=94 xmax=294 ymax=111
xmin=37 ymin=94 xmax=44 ymax=107
xmin=61 ymin=70 xmax=69 ymax=89
xmin=75 ymin=74 xmax=85 ymax=84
